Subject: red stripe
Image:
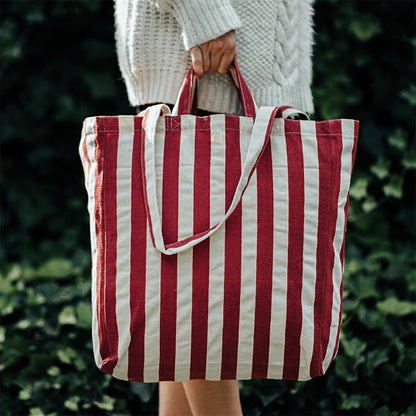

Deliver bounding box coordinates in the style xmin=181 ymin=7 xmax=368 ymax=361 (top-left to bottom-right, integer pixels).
xmin=329 ymin=120 xmax=359 ymax=365
xmin=190 ymin=117 xmax=211 ymax=379
xmin=159 ymin=119 xmax=180 ymax=380
xmin=322 ymin=120 xmax=343 ymax=367
xmin=221 ymin=115 xmax=242 ymax=380
xmin=251 ymin=139 xmax=274 ymax=379
xmin=276 ymin=106 xmax=293 ymax=118
xmin=92 ymin=122 xmax=106 ymax=371
xmin=312 ymin=120 xmax=343 ymax=376
xmin=282 ymin=120 xmax=305 ymax=380
xmin=98 ymin=117 xmax=120 ymax=375
xmin=128 ymin=118 xmax=147 ymax=381
xmin=310 ymin=121 xmax=333 ymax=377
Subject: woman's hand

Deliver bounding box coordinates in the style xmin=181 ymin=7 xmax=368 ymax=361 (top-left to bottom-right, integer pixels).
xmin=190 ymin=30 xmax=237 ymax=80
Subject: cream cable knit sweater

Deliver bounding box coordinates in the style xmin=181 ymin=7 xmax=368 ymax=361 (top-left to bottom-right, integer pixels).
xmin=114 ymin=0 xmax=314 ymax=114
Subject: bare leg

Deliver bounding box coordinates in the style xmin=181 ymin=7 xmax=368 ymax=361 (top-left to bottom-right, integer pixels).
xmin=182 ymin=379 xmax=243 ymax=416
xmin=159 ymin=381 xmax=193 ymax=416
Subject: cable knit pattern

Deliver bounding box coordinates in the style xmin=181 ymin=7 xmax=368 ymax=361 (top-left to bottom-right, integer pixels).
xmin=114 ymin=0 xmax=314 ymax=114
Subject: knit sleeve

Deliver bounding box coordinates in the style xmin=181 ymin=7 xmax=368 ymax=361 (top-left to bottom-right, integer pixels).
xmin=152 ymin=0 xmax=242 ymax=50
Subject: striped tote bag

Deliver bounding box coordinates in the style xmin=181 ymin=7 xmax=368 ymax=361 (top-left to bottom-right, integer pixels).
xmin=79 ymin=63 xmax=358 ymax=382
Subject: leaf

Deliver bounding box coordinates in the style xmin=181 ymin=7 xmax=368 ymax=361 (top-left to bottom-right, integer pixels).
xmin=335 ymin=355 xmax=362 ymax=382
xmin=93 ymin=395 xmax=116 ymax=411
xmin=363 ymin=349 xmax=390 ymax=374
xmin=340 ymin=393 xmax=364 ymax=410
xmin=130 ymin=382 xmax=157 ymax=403
xmin=400 ymin=84 xmax=416 ymax=106
xmin=29 ymin=408 xmax=45 ymax=416
xmin=22 ymin=353 xmax=51 ymax=378
xmin=340 ymin=337 xmax=367 ymax=357
xmin=402 ymin=150 xmax=416 ymax=169
xmin=58 ymin=306 xmax=77 ymax=325
xmin=344 ymin=258 xmax=363 ymax=277
xmin=370 ymin=158 xmax=390 ymax=180
xmin=19 ymin=384 xmax=32 ymax=401
xmin=407 ymin=269 xmax=416 ymax=292
xmin=36 ymin=258 xmax=73 ymax=279
xmin=377 ymin=297 xmax=416 ymax=316
xmin=403 ymin=404 xmax=416 ymax=416
xmin=64 ymin=396 xmax=80 ymax=412
xmin=6 ymin=264 xmax=22 ymax=282
xmin=404 ymin=368 xmax=416 ymax=384
xmin=350 ymin=18 xmax=381 ymax=41
xmin=56 ymin=347 xmax=77 ymax=364
xmin=362 ymin=196 xmax=378 ymax=213
xmin=74 ymin=356 xmax=87 ymax=371
xmin=47 ymin=366 xmax=60 ymax=377
xmin=16 ymin=319 xmax=31 ymax=330
xmin=349 ymin=177 xmax=369 ymax=200
xmin=382 ymin=175 xmax=403 ymax=199
xmin=348 ymin=274 xmax=378 ymax=299
xmin=388 ymin=129 xmax=407 ymax=151
xmin=75 ymin=301 xmax=91 ymax=329
xmin=374 ymin=405 xmax=398 ymax=416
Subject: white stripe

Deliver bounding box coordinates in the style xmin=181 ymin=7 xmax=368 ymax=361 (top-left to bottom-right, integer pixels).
xmin=79 ymin=125 xmax=89 ymax=192
xmin=236 ymin=138 xmax=257 ymax=379
xmin=236 ymin=117 xmax=257 ymax=379
xmin=175 ymin=249 xmax=193 ymax=381
xmin=112 ymin=117 xmax=135 ymax=380
xmin=281 ymin=107 xmax=309 ymax=120
xmin=143 ymin=239 xmax=161 ymax=382
xmin=175 ymin=116 xmax=196 ymax=380
xmin=267 ymin=118 xmax=289 ymax=379
xmin=323 ymin=120 xmax=355 ymax=371
xmin=209 ymin=115 xmax=227 ymax=227
xmin=237 ymin=116 xmax=253 ymax=167
xmin=177 ymin=116 xmax=196 ymax=240
xmin=298 ymin=121 xmax=319 ymax=380
xmin=143 ymin=120 xmax=166 ymax=382
xmin=154 ymin=115 xmax=166 ymax=223
xmin=143 ymin=236 xmax=162 ymax=382
xmin=83 ymin=118 xmax=102 ymax=369
xmin=205 ymin=115 xmax=226 ymax=380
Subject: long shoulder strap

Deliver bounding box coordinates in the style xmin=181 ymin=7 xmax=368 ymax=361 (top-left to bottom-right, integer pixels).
xmin=142 ymin=105 xmax=281 ymax=255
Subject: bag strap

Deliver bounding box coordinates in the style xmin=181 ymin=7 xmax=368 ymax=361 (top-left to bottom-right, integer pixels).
xmin=141 ymin=105 xmax=282 ymax=255
xmin=172 ymin=58 xmax=257 ymax=118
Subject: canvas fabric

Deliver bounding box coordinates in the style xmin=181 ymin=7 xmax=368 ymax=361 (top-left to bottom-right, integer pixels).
xmin=79 ymin=64 xmax=358 ymax=382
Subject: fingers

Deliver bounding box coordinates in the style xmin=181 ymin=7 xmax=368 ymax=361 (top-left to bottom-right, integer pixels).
xmin=217 ymin=42 xmax=236 ymax=74
xmin=208 ymin=38 xmax=224 ymax=74
xmin=190 ymin=46 xmax=204 ymax=80
xmin=201 ymin=44 xmax=211 ymax=75
xmin=190 ymin=30 xmax=237 ymax=80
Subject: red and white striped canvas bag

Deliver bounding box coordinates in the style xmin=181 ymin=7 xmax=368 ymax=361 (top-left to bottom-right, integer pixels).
xmin=79 ymin=63 xmax=358 ymax=382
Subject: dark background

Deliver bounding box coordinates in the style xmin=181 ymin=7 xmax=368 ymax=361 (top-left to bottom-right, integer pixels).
xmin=1 ymin=1 xmax=415 ymax=415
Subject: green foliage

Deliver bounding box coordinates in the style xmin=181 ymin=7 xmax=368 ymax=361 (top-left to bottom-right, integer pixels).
xmin=1 ymin=0 xmax=415 ymax=415
xmin=0 ymin=259 xmax=158 ymax=416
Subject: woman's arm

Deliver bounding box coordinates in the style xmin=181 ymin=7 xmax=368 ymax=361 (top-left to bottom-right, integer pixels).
xmin=152 ymin=0 xmax=240 ymax=77
xmin=152 ymin=0 xmax=241 ymax=48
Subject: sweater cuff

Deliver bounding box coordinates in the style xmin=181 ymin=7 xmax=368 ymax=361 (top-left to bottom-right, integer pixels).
xmin=162 ymin=0 xmax=242 ymax=50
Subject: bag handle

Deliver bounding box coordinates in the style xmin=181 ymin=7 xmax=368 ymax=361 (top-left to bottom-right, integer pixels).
xmin=172 ymin=58 xmax=257 ymax=118
xmin=141 ymin=104 xmax=282 ymax=255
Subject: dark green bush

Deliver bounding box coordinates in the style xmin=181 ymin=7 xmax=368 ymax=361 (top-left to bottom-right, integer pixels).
xmin=1 ymin=0 xmax=415 ymax=415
